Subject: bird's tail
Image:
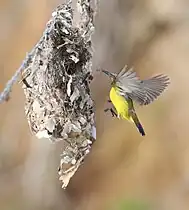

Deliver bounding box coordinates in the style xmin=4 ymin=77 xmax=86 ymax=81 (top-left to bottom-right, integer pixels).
xmin=135 ymin=121 xmax=145 ymax=136
xmin=130 ymin=112 xmax=145 ymax=136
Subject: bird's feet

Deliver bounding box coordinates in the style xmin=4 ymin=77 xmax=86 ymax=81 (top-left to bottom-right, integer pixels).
xmin=104 ymin=108 xmax=117 ymax=117
xmin=104 ymin=99 xmax=118 ymax=117
xmin=110 ymin=108 xmax=117 ymax=117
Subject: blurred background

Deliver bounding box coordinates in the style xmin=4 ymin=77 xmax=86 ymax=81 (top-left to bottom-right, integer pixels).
xmin=0 ymin=0 xmax=189 ymax=209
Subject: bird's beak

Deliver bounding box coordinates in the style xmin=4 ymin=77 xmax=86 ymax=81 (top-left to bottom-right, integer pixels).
xmin=101 ymin=70 xmax=114 ymax=78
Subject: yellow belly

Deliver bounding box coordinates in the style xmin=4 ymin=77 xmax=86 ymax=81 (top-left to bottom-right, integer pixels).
xmin=109 ymin=87 xmax=130 ymax=120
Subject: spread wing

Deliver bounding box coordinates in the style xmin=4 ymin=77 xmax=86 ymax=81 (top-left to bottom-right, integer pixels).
xmin=115 ymin=66 xmax=146 ymax=102
xmin=115 ymin=66 xmax=170 ymax=105
xmin=140 ymin=74 xmax=170 ymax=105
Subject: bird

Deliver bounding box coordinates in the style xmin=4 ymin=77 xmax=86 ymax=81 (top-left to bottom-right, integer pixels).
xmin=101 ymin=65 xmax=170 ymax=136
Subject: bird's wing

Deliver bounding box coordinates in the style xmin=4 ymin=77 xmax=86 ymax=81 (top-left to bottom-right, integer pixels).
xmin=139 ymin=74 xmax=170 ymax=105
xmin=115 ymin=66 xmax=146 ymax=103
xmin=116 ymin=66 xmax=170 ymax=105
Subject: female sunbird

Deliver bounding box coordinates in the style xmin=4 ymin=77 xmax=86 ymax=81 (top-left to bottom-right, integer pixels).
xmin=102 ymin=66 xmax=170 ymax=136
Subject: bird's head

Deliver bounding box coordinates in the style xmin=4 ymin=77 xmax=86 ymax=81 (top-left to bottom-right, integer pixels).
xmin=101 ymin=70 xmax=116 ymax=82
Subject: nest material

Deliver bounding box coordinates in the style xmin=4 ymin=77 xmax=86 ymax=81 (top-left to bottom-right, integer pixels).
xmin=22 ymin=0 xmax=96 ymax=189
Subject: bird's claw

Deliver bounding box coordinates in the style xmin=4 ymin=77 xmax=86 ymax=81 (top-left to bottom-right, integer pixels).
xmin=104 ymin=108 xmax=117 ymax=117
xmin=104 ymin=108 xmax=109 ymax=113
xmin=105 ymin=99 xmax=117 ymax=117
xmin=110 ymin=108 xmax=117 ymax=117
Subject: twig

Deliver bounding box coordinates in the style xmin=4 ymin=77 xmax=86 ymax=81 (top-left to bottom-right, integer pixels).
xmin=0 ymin=52 xmax=34 ymax=103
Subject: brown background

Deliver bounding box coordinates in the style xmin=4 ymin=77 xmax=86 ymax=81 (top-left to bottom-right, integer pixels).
xmin=0 ymin=0 xmax=189 ymax=210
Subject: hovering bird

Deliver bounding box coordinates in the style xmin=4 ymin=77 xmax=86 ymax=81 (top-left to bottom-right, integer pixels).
xmin=101 ymin=66 xmax=170 ymax=136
